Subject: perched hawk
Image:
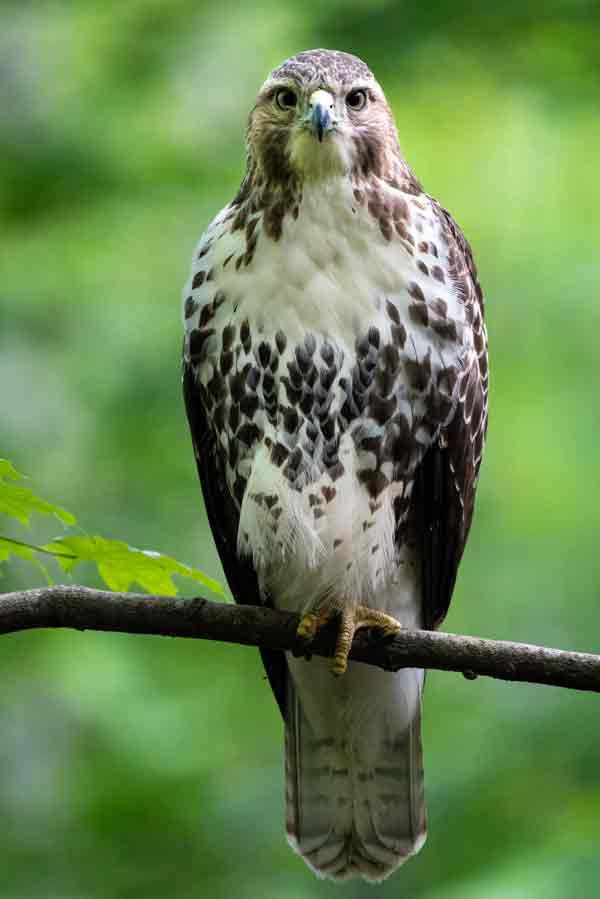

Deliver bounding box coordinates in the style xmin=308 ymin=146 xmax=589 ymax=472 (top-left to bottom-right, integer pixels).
xmin=182 ymin=49 xmax=488 ymax=881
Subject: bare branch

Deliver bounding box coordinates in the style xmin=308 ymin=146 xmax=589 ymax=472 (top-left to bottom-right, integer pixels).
xmin=1 ymin=585 xmax=599 ymax=693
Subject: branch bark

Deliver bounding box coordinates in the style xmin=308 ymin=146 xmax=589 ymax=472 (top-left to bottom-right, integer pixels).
xmin=1 ymin=584 xmax=599 ymax=693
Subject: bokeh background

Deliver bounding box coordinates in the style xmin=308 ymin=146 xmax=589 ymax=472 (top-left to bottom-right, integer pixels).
xmin=2 ymin=1 xmax=600 ymax=897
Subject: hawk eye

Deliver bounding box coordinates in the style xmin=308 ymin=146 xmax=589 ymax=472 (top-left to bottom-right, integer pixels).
xmin=346 ymin=89 xmax=367 ymax=111
xmin=275 ymin=89 xmax=297 ymax=111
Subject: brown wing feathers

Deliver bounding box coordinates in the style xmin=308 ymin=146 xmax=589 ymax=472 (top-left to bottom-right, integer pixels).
xmin=183 ymin=363 xmax=288 ymax=716
xmin=415 ymin=206 xmax=488 ymax=630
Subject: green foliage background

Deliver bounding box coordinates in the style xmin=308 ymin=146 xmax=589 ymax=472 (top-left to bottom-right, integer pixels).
xmin=1 ymin=1 xmax=599 ymax=896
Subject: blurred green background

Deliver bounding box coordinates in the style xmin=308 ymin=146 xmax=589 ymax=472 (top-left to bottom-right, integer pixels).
xmin=1 ymin=1 xmax=600 ymax=897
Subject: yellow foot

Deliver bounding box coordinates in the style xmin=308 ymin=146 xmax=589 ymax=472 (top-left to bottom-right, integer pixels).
xmin=296 ymin=611 xmax=331 ymax=642
xmin=332 ymin=605 xmax=402 ymax=676
xmin=295 ymin=606 xmax=402 ymax=677
xmin=294 ymin=611 xmax=334 ymax=660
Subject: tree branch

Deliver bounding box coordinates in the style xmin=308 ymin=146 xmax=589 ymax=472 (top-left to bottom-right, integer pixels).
xmin=1 ymin=584 xmax=599 ymax=693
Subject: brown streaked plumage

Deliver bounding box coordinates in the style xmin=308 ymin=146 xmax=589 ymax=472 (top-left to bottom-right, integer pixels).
xmin=182 ymin=48 xmax=488 ymax=881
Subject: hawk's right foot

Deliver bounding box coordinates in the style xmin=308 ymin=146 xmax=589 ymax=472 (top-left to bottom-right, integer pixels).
xmin=296 ymin=610 xmax=335 ymax=642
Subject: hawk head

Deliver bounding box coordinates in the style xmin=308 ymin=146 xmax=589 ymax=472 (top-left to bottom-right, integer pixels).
xmin=247 ymin=49 xmax=401 ymax=185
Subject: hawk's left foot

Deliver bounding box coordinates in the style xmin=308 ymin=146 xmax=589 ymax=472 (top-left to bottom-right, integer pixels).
xmin=296 ymin=605 xmax=402 ymax=676
xmin=332 ymin=605 xmax=402 ymax=676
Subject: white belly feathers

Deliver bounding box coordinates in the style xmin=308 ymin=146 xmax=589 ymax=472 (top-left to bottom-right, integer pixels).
xmin=182 ymin=176 xmax=470 ymax=615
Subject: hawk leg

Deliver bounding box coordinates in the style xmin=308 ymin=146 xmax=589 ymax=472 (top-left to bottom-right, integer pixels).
xmin=296 ymin=605 xmax=402 ymax=676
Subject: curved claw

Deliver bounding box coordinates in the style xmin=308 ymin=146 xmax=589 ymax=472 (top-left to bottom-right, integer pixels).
xmin=296 ymin=612 xmax=322 ymax=642
xmin=296 ymin=605 xmax=402 ymax=677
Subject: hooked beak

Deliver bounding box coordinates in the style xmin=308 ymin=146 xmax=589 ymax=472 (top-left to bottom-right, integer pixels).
xmin=308 ymin=90 xmax=334 ymax=142
xmin=312 ymin=103 xmax=331 ymax=142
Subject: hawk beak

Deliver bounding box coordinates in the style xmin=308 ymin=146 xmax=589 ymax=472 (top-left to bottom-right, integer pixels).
xmin=308 ymin=90 xmax=334 ymax=142
xmin=312 ymin=103 xmax=331 ymax=142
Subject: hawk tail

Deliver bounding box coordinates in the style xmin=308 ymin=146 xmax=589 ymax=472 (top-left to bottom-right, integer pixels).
xmin=284 ymin=665 xmax=426 ymax=881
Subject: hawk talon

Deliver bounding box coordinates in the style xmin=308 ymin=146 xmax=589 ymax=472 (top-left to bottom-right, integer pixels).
xmin=295 ymin=606 xmax=402 ymax=677
xmin=296 ymin=611 xmax=331 ymax=643
xmin=331 ymin=606 xmax=402 ymax=676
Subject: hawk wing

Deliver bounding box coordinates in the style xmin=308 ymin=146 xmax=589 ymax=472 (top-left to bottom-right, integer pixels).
xmin=415 ymin=204 xmax=488 ymax=629
xmin=182 ymin=362 xmax=287 ymax=716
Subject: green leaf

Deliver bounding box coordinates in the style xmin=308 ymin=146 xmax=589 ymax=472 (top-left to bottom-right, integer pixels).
xmin=0 ymin=459 xmax=223 ymax=598
xmin=0 ymin=536 xmax=52 ymax=583
xmin=0 ymin=460 xmax=20 ymax=480
xmin=43 ymin=535 xmax=225 ymax=597
xmin=0 ymin=459 xmax=76 ymax=527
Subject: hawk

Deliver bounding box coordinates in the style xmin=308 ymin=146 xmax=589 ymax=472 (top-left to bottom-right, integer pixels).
xmin=182 ymin=49 xmax=488 ymax=881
